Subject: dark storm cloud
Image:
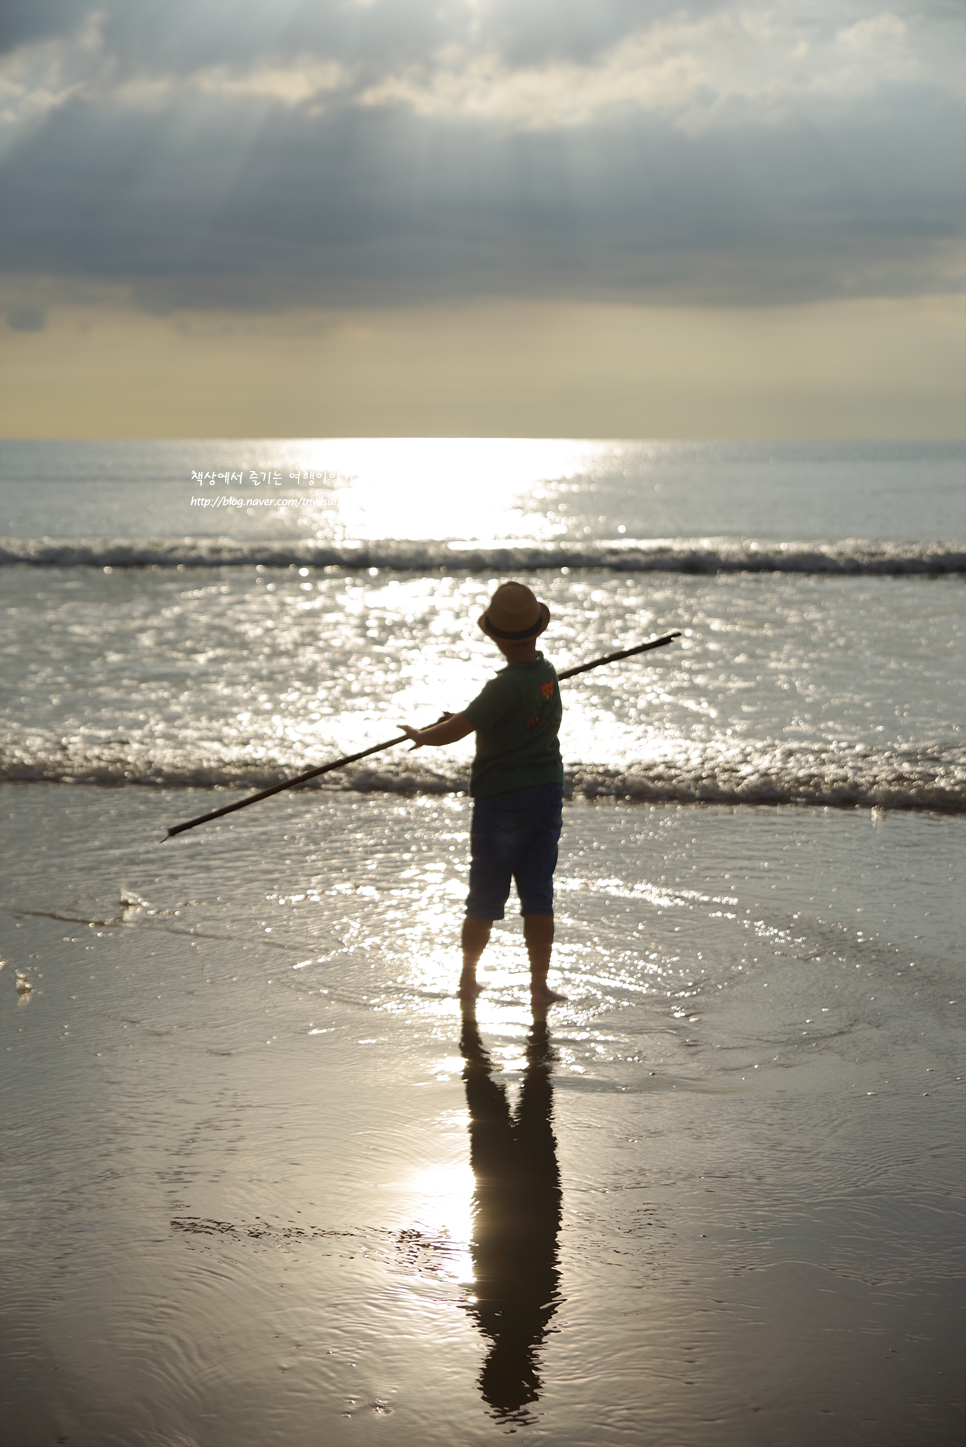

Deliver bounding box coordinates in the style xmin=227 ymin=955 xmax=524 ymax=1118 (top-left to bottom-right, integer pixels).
xmin=1 ymin=0 xmax=962 ymax=312
xmin=2 ymin=0 xmax=468 ymax=76
xmin=0 ymin=0 xmax=731 ymax=66
xmin=0 ymin=1 xmax=79 ymax=54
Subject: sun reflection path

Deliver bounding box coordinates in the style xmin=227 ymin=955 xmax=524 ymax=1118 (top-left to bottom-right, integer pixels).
xmin=263 ymin=438 xmax=621 ymax=543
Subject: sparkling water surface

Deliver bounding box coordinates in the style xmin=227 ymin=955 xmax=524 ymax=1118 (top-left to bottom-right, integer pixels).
xmin=2 ymin=438 xmax=963 ymax=808
xmin=3 ymin=438 xmax=963 ymax=545
xmin=2 ymin=565 xmax=963 ymax=808
xmin=1 ymin=439 xmax=964 ymax=1445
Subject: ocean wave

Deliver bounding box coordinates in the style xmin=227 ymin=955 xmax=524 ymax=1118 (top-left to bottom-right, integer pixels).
xmin=2 ymin=536 xmax=963 ymax=575
xmin=3 ymin=740 xmax=963 ymax=813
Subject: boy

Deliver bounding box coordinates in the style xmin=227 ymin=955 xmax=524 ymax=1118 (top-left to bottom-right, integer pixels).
xmin=400 ymin=581 xmax=566 ymax=1007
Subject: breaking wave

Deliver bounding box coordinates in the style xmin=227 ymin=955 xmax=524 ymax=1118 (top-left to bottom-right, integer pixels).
xmin=2 ymin=536 xmax=964 ymax=575
xmin=3 ymin=738 xmax=963 ymax=813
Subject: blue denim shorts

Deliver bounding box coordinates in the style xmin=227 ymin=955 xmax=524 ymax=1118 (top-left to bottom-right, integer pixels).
xmin=465 ymin=782 xmax=564 ymax=921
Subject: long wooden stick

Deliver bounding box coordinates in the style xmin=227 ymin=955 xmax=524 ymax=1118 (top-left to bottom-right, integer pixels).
xmin=164 ymin=631 xmax=681 ymax=838
xmin=556 ymin=631 xmax=681 ymax=681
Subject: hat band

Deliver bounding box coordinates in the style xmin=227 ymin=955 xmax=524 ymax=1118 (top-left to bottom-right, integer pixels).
xmin=484 ymin=613 xmax=541 ymax=640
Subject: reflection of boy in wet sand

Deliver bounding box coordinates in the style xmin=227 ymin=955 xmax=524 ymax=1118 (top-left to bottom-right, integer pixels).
xmin=460 ymin=1006 xmax=562 ymax=1418
xmin=400 ymin=582 xmax=567 ymax=1006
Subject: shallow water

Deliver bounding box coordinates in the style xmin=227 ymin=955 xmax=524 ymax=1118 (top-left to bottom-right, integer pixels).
xmin=2 ymin=566 xmax=963 ymax=809
xmin=2 ymin=436 xmax=964 ymax=1442
xmin=2 ymin=784 xmax=963 ymax=1446
xmin=3 ymin=437 xmax=963 ymax=810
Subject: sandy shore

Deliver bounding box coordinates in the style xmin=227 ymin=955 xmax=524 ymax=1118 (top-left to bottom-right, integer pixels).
xmin=1 ymin=783 xmax=963 ymax=1446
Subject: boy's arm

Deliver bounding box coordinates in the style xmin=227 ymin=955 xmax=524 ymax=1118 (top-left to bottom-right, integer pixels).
xmin=401 ymin=675 xmax=506 ymax=749
xmin=399 ymin=712 xmax=474 ymax=748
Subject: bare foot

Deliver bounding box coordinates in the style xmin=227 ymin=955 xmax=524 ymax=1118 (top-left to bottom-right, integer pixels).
xmin=530 ymin=985 xmax=567 ymax=1007
xmin=458 ymin=978 xmax=484 ymax=1000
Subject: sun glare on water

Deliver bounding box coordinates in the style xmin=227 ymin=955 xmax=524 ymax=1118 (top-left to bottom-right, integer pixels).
xmin=403 ymin=1159 xmax=477 ymax=1288
xmin=248 ymin=438 xmax=620 ymax=542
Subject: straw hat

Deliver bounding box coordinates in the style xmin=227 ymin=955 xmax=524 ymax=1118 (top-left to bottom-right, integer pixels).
xmin=478 ymin=581 xmax=550 ymax=641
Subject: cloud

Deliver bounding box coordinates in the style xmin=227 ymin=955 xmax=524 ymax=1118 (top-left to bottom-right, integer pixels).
xmin=0 ymin=0 xmax=963 ymax=311
xmin=4 ymin=301 xmax=45 ymax=330
xmin=188 ymin=59 xmax=349 ymax=103
xmin=0 ymin=1 xmax=83 ymax=56
xmin=3 ymin=294 xmax=964 ymax=440
xmin=356 ymin=8 xmax=953 ymax=134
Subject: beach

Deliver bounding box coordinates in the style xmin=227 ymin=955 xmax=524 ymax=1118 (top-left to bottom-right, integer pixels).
xmin=1 ymin=781 xmax=963 ymax=1446
xmin=1 ymin=438 xmax=964 ymax=1444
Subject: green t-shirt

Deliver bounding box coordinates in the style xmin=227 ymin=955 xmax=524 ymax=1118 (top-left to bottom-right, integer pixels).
xmin=462 ymin=654 xmax=563 ymax=799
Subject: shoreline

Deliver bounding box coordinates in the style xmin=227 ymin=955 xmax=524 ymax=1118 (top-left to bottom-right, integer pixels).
xmin=2 ymin=783 xmax=963 ymax=1445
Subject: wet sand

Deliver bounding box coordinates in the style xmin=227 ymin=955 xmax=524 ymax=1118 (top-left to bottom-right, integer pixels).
xmin=1 ymin=783 xmax=963 ymax=1446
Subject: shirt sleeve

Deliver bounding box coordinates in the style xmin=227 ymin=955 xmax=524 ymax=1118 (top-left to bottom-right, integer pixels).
xmin=462 ymin=677 xmax=511 ymax=731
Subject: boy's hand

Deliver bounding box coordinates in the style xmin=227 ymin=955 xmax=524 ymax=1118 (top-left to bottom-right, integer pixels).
xmin=397 ymin=712 xmax=472 ymax=750
xmin=399 ymin=713 xmax=452 ymax=749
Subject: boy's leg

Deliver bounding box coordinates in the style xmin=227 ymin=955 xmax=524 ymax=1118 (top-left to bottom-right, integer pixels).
xmin=514 ymin=784 xmax=566 ymax=1005
xmin=463 ymin=793 xmax=514 ymax=998
xmin=460 ymin=917 xmax=491 ymax=998
xmin=524 ymin=914 xmax=566 ymax=1005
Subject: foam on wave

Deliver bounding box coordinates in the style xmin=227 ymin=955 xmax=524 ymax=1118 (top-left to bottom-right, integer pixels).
xmin=4 ymin=741 xmax=962 ymax=812
xmin=2 ymin=536 xmax=963 ymax=575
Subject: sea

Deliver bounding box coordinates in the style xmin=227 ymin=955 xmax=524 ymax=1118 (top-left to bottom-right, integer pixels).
xmin=2 ymin=438 xmax=964 ymax=809
xmin=1 ymin=438 xmax=964 ymax=1447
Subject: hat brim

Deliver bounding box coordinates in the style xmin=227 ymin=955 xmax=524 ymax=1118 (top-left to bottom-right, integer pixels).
xmin=478 ymin=602 xmax=551 ymax=641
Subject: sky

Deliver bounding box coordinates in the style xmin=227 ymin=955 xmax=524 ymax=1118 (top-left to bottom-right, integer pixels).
xmin=0 ymin=0 xmax=963 ymax=438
